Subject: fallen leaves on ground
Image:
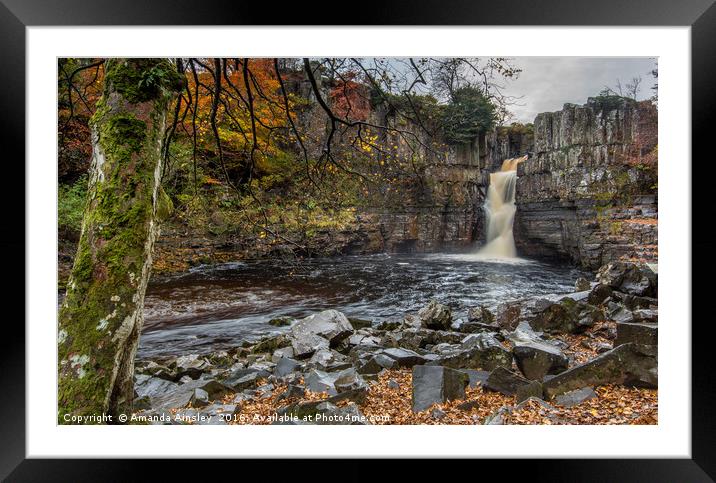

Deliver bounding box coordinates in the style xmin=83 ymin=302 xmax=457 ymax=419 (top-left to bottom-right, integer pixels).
xmin=209 ymin=369 xmax=656 ymax=425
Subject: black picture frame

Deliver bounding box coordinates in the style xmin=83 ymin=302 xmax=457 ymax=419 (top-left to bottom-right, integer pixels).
xmin=3 ymin=0 xmax=714 ymax=479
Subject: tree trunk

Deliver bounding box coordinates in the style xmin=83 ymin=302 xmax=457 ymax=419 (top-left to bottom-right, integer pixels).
xmin=58 ymin=59 xmax=183 ymax=422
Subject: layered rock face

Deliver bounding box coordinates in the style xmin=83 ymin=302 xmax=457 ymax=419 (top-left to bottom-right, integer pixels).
xmin=514 ymin=97 xmax=658 ymax=269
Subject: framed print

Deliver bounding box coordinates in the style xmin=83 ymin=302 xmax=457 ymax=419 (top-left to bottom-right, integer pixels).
xmin=3 ymin=0 xmax=714 ymax=479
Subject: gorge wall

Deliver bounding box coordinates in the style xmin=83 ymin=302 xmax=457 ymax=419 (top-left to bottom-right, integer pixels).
xmin=513 ymin=97 xmax=658 ymax=270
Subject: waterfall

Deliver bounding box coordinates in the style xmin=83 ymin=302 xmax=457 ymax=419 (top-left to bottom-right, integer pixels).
xmin=476 ymin=155 xmax=527 ymax=258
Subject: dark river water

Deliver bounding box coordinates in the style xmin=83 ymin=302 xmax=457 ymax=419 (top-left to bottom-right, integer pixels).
xmin=138 ymin=253 xmax=586 ymax=359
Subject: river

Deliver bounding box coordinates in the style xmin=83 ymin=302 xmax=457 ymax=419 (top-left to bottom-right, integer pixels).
xmin=138 ymin=253 xmax=585 ymax=359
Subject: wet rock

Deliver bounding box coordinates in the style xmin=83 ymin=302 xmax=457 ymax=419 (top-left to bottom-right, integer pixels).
xmin=289 ymin=310 xmax=353 ymax=358
xmin=575 ymin=277 xmax=591 ymax=292
xmin=429 ymin=333 xmax=512 ymax=370
xmin=615 ymin=322 xmax=657 ymax=347
xmin=135 ymin=374 xmax=178 ymax=399
xmin=309 ymin=348 xmax=349 ymax=370
xmin=381 ymin=347 xmax=427 ymax=368
xmin=376 ymin=319 xmax=403 ymax=331
xmin=190 ymin=388 xmax=210 ymax=408
xmin=412 ymin=365 xmax=469 ymax=412
xmin=271 ymin=346 xmax=295 ymax=362
xmin=348 ymin=333 xmax=382 ymax=347
xmin=418 ymin=300 xmax=453 ymax=330
xmin=554 ymin=387 xmax=596 ymax=407
xmin=484 ymin=367 xmax=533 ymax=396
xmin=588 ymin=284 xmax=613 ymax=305
xmin=597 ymin=261 xmax=657 ymax=297
xmin=174 ymin=354 xmax=210 ymax=380
xmin=276 ymin=384 xmax=306 ymax=401
xmin=268 ymin=316 xmax=294 ymax=327
xmin=513 ymin=341 xmax=569 ymax=380
xmin=251 ymin=334 xmax=291 ymax=355
xmin=348 ymin=317 xmax=373 ymax=330
xmin=461 ymin=369 xmax=490 ymax=388
xmin=274 ymin=357 xmax=302 ymax=378
xmin=222 ymin=368 xmax=265 ymax=392
xmin=467 ymin=305 xmax=495 ymax=325
xmin=530 ymin=297 xmax=603 ymax=334
xmin=403 ymin=314 xmax=423 ymax=329
xmin=304 ymin=369 xmax=339 ymax=395
xmin=543 ymin=343 xmax=657 ymax=399
xmin=516 ymin=380 xmax=544 ymax=403
xmin=199 ymin=379 xmax=233 ymax=400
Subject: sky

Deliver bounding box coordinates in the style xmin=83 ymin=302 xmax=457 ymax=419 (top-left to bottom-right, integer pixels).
xmin=502 ymin=57 xmax=657 ymax=123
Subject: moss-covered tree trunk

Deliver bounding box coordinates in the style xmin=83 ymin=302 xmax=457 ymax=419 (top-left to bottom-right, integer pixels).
xmin=58 ymin=59 xmax=183 ymax=423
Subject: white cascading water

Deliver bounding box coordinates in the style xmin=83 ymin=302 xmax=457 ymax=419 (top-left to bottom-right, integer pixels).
xmin=476 ymin=155 xmax=528 ymax=258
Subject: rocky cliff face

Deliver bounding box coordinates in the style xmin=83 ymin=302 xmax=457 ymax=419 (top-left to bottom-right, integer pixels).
xmin=514 ymin=97 xmax=658 ymax=270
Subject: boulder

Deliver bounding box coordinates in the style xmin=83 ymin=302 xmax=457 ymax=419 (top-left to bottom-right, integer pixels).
xmin=428 ymin=333 xmax=512 ymax=370
xmin=308 ymin=348 xmax=349 ymax=370
xmin=615 ymin=322 xmax=658 ymax=347
xmin=251 ymin=334 xmax=291 ymax=355
xmin=418 ymin=300 xmax=452 ymax=330
xmin=134 ymin=374 xmax=179 ymax=399
xmin=597 ymin=261 xmax=657 ymax=297
xmin=381 ymin=347 xmax=427 ymax=368
xmin=467 ymin=305 xmax=495 ymax=325
xmin=412 ymin=365 xmax=469 ymax=412
xmin=268 ymin=316 xmax=294 ymax=327
xmin=222 ymin=368 xmax=266 ymax=391
xmin=543 ymin=343 xmax=657 ymax=399
xmin=575 ymin=277 xmax=591 ymax=292
xmin=174 ymin=354 xmax=210 ymax=380
xmin=515 ymin=380 xmax=544 ymax=403
xmin=461 ymin=369 xmax=490 ymax=388
xmin=304 ymin=369 xmax=339 ymax=395
xmin=271 ymin=346 xmax=295 ymax=362
xmin=530 ymin=297 xmax=603 ymax=334
xmin=513 ymin=341 xmax=569 ymax=380
xmin=484 ymin=367 xmax=533 ymax=396
xmin=189 ymin=388 xmax=210 ymax=408
xmin=290 ymin=310 xmax=353 ymax=354
xmin=588 ymin=284 xmax=613 ymax=305
xmin=348 ymin=317 xmax=373 ymax=330
xmin=554 ymin=387 xmax=596 ymax=407
xmin=274 ymin=357 xmax=302 ymax=378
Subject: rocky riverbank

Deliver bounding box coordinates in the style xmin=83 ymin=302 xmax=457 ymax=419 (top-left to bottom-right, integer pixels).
xmin=128 ymin=260 xmax=657 ymax=425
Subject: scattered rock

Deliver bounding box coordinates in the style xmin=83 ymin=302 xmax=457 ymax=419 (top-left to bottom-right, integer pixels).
xmin=348 ymin=317 xmax=373 ymax=330
xmin=575 ymin=277 xmax=591 ymax=292
xmin=252 ymin=334 xmax=291 ymax=355
xmin=530 ymin=297 xmax=603 ymax=334
xmin=484 ymin=367 xmax=533 ymax=396
xmin=467 ymin=305 xmax=495 ymax=325
xmin=554 ymin=387 xmax=596 ymax=407
xmin=289 ymin=310 xmax=353 ymax=358
xmin=268 ymin=316 xmax=293 ymax=327
xmin=615 ymin=322 xmax=657 ymax=347
xmin=543 ymin=343 xmax=657 ymax=399
xmin=515 ymin=380 xmax=544 ymax=403
xmin=381 ymin=347 xmax=427 ymax=368
xmin=588 ymin=284 xmax=613 ymax=305
xmin=513 ymin=341 xmax=569 ymax=380
xmin=461 ymin=369 xmax=490 ymax=388
xmin=597 ymin=261 xmax=657 ymax=297
xmin=429 ymin=333 xmax=512 ymax=370
xmin=418 ymin=300 xmax=452 ymax=330
xmin=412 ymin=365 xmax=469 ymax=412
xmin=190 ymin=388 xmax=210 ymax=408
xmin=274 ymin=357 xmax=301 ymax=378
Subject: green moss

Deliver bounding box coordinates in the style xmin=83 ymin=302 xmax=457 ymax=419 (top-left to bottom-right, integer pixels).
xmin=104 ymin=59 xmax=184 ymax=104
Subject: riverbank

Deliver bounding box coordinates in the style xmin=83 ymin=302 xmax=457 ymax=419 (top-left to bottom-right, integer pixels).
xmin=129 ymin=260 xmax=658 ymax=425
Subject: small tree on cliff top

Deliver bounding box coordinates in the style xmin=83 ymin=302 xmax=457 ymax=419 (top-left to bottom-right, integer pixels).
xmin=440 ymin=87 xmax=497 ymax=144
